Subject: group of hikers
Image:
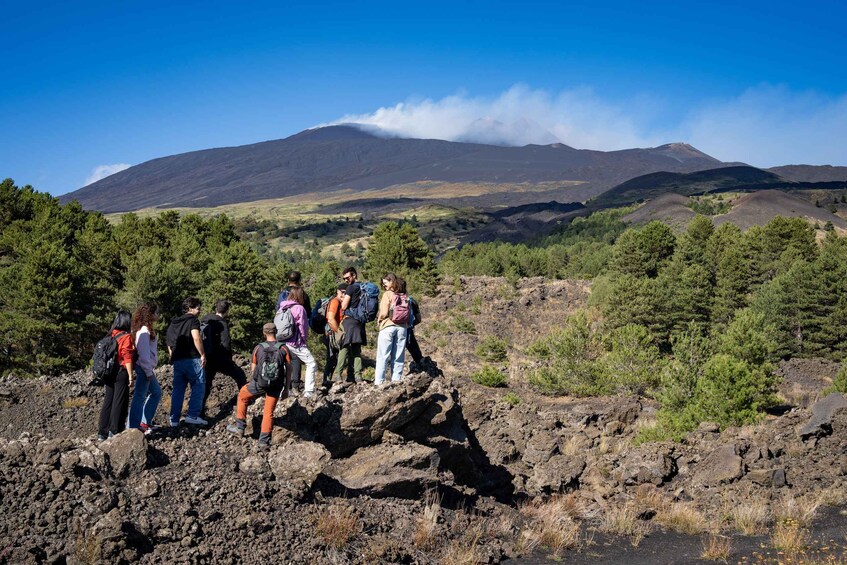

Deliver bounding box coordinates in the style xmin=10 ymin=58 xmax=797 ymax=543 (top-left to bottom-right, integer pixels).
xmin=94 ymin=267 xmax=432 ymax=449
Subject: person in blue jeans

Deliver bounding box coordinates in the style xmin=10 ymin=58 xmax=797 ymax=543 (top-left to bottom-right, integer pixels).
xmin=374 ymin=273 xmax=408 ymax=385
xmin=128 ymin=302 xmax=163 ymax=433
xmin=166 ymin=297 xmax=208 ymax=426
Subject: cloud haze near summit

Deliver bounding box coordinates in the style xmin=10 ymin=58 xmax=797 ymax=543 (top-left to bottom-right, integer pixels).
xmin=84 ymin=164 xmax=132 ymax=186
xmin=334 ymin=84 xmax=847 ymax=167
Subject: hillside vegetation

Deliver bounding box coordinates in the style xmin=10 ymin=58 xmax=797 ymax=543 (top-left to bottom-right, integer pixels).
xmin=6 ymin=177 xmax=847 ymax=442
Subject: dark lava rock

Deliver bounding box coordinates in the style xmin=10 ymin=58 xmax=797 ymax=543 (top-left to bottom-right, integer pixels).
xmin=798 ymin=392 xmax=847 ymax=440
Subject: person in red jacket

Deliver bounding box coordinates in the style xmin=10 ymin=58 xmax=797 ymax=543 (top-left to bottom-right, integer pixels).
xmin=98 ymin=310 xmax=135 ymax=440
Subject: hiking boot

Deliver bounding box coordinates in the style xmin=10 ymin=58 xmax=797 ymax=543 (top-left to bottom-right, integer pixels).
xmin=227 ymin=422 xmax=246 ymax=437
xmin=184 ymin=415 xmax=209 ymax=426
xmin=258 ymin=431 xmax=271 ymax=451
xmin=408 ymin=361 xmax=420 ymax=374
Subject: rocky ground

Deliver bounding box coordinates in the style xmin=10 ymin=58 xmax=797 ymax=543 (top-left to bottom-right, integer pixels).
xmin=1 ymin=277 xmax=846 ymax=564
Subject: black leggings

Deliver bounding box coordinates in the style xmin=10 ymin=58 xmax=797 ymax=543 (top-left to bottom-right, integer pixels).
xmin=202 ymin=357 xmax=247 ymax=415
xmin=98 ymin=367 xmax=130 ymax=437
xmin=406 ymin=328 xmax=423 ymax=364
xmin=289 ymin=356 xmax=303 ymax=386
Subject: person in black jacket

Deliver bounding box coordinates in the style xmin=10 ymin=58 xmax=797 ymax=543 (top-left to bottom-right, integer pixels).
xmin=166 ymin=297 xmax=207 ymax=426
xmin=200 ymin=299 xmax=247 ymax=418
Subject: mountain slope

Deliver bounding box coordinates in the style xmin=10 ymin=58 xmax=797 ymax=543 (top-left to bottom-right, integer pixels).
xmin=714 ymin=190 xmax=847 ymax=231
xmin=767 ymin=165 xmax=847 ymax=183
xmin=592 ymin=166 xmax=785 ymax=208
xmin=62 ymin=125 xmax=728 ymax=213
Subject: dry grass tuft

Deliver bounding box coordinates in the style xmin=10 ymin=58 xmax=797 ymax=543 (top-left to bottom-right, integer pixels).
xmin=655 ymin=501 xmax=708 ymax=535
xmin=600 ymin=501 xmax=650 ymax=547
xmin=776 ymin=495 xmax=821 ymax=527
xmin=413 ymin=490 xmax=441 ymax=551
xmin=315 ymin=504 xmax=360 ymax=549
xmin=819 ymin=486 xmax=847 ymax=507
xmin=730 ymin=496 xmax=771 ymax=535
xmin=633 ymin=484 xmax=668 ymax=513
xmin=441 ymin=523 xmax=484 ymax=565
xmin=561 ymin=435 xmax=585 ymax=457
xmin=701 ymin=533 xmax=733 ymax=562
xmin=771 ymin=518 xmax=810 ymax=554
xmin=518 ymin=495 xmax=585 ymax=556
xmin=62 ymin=396 xmax=90 ymax=409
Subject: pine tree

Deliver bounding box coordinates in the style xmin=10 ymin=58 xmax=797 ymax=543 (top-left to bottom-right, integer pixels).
xmin=202 ymin=241 xmax=273 ymax=352
xmin=609 ymin=221 xmax=675 ymax=278
xmin=711 ymin=238 xmax=751 ymax=329
xmin=675 ymin=215 xmax=714 ymax=269
xmin=0 ymin=181 xmax=120 ymax=376
xmin=365 ymin=222 xmax=439 ymax=295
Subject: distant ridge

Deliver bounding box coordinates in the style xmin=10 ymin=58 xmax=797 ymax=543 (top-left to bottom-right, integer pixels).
xmin=767 ymin=165 xmax=847 ymax=183
xmin=592 ymin=166 xmax=785 ymax=208
xmin=713 ymin=190 xmax=847 ymax=231
xmin=61 ymin=125 xmax=729 ymax=213
xmin=623 ymin=190 xmax=847 ymax=232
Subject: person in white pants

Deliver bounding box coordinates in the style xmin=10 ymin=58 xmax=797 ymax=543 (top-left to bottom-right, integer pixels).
xmin=374 ymin=273 xmax=409 ymax=385
xmin=275 ymin=287 xmax=318 ymax=397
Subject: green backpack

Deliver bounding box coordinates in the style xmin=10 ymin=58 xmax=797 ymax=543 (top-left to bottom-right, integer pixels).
xmin=254 ymin=342 xmax=288 ymax=389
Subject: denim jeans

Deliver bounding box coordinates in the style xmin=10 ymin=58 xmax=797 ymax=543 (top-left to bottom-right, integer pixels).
xmin=374 ymin=325 xmax=407 ymax=385
xmin=171 ymin=358 xmax=205 ymax=424
xmin=128 ymin=367 xmax=162 ymax=428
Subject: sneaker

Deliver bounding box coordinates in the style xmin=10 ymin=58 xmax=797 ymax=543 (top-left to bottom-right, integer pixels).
xmin=139 ymin=423 xmax=159 ymax=435
xmin=303 ymin=391 xmax=314 ymax=398
xmin=169 ymin=419 xmax=180 ymax=428
xmin=257 ymin=441 xmax=271 ymax=452
xmin=227 ymin=422 xmax=245 ymax=436
xmin=184 ymin=416 xmax=208 ymax=426
xmin=97 ymin=433 xmax=108 ymax=442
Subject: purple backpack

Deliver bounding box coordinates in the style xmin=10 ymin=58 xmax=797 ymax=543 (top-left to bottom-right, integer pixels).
xmin=390 ymin=293 xmax=410 ymax=325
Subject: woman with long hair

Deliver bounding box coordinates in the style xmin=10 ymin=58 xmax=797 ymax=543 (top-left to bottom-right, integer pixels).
xmin=374 ymin=273 xmax=408 ymax=385
xmin=276 ymin=286 xmax=318 ymax=397
xmin=128 ymin=302 xmax=162 ymax=433
xmin=97 ymin=310 xmax=135 ymax=440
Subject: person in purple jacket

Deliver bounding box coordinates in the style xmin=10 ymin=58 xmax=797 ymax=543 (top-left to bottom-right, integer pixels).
xmin=276 ymin=287 xmax=317 ymax=397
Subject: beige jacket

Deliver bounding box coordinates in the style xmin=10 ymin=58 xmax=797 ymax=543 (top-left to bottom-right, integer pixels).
xmin=377 ymin=290 xmax=408 ymax=331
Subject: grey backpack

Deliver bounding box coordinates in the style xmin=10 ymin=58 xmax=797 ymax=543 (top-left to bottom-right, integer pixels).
xmin=274 ymin=305 xmax=297 ymax=342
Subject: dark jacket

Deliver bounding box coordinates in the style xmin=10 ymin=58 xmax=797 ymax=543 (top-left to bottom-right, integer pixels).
xmin=276 ymin=285 xmax=312 ymax=319
xmin=167 ymin=314 xmax=201 ymax=361
xmin=201 ymin=313 xmax=232 ymax=362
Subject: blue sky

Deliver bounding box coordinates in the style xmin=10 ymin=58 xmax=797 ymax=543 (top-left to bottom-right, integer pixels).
xmin=2 ymin=0 xmax=846 ymax=196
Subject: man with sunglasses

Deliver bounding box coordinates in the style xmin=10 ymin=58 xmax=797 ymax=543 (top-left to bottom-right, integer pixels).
xmin=334 ymin=267 xmax=366 ymax=382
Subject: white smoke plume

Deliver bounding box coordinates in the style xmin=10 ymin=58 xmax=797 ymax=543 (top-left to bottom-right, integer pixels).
xmin=331 ymin=84 xmax=847 ymax=167
xmin=84 ymin=163 xmax=132 ymax=186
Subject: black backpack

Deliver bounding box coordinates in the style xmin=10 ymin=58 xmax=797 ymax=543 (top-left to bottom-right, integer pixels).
xmin=91 ymin=331 xmax=128 ymax=384
xmin=310 ymin=297 xmax=331 ymax=335
xmin=254 ymin=342 xmax=289 ymax=389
